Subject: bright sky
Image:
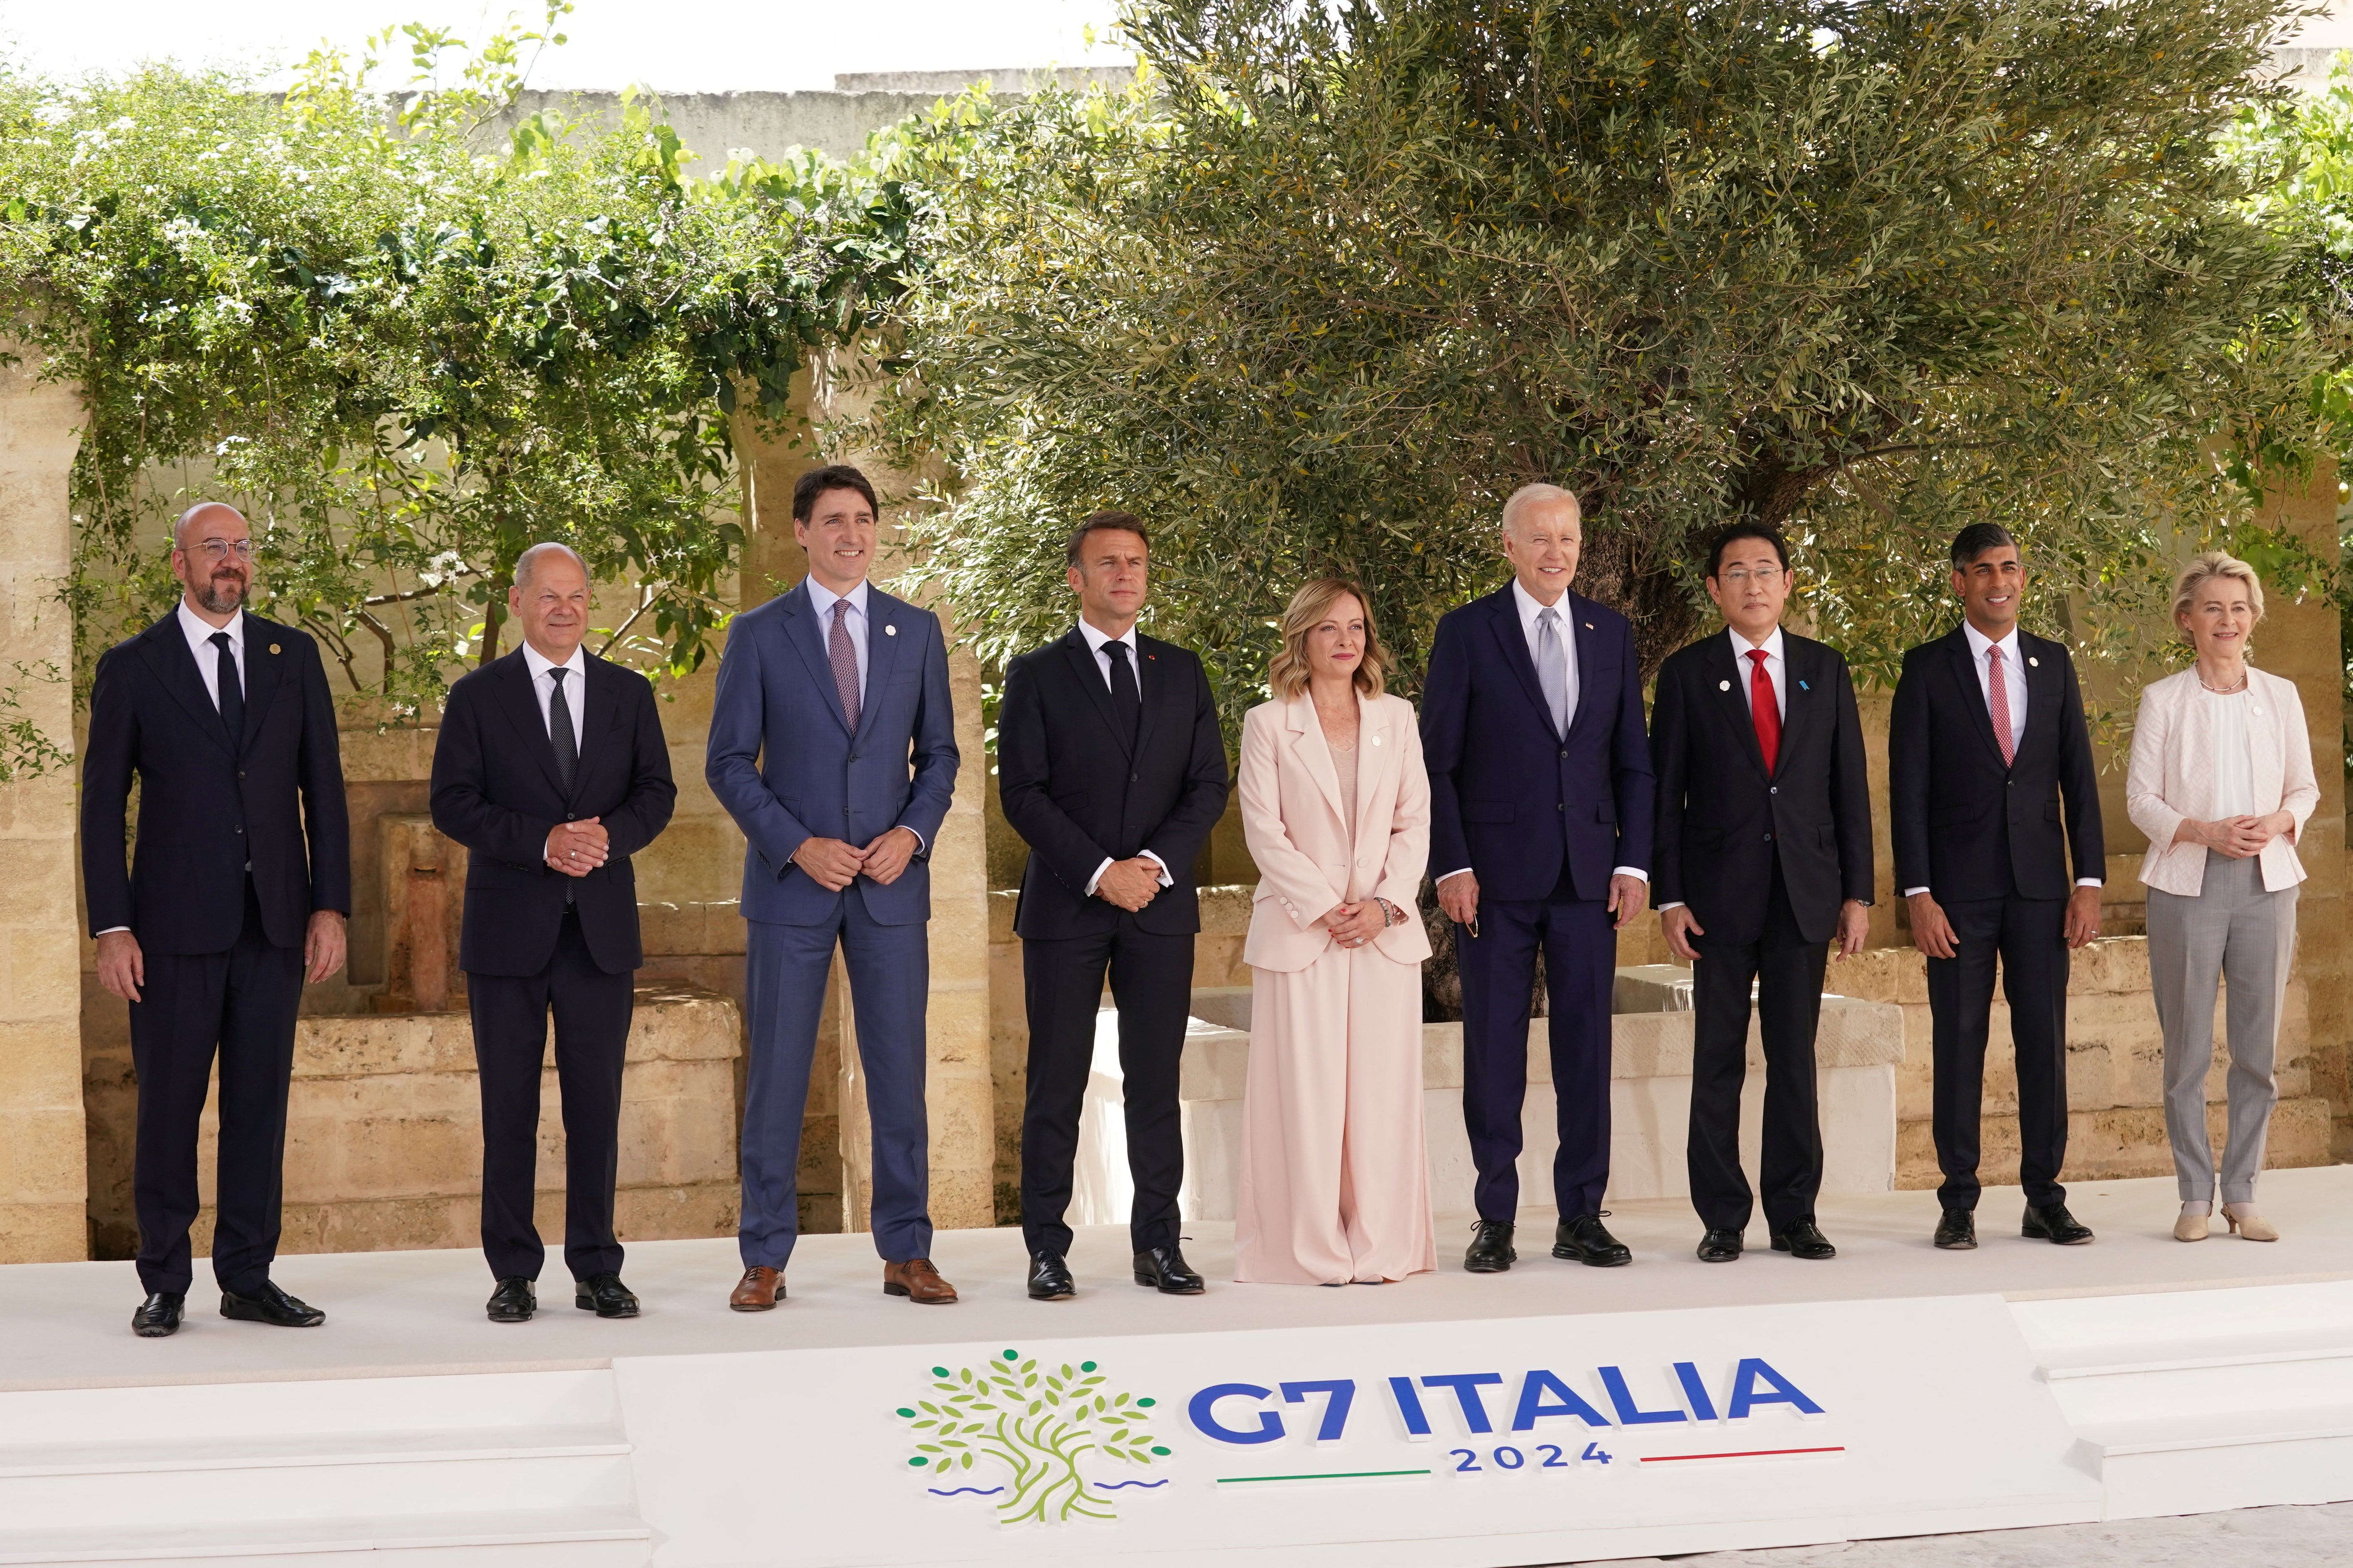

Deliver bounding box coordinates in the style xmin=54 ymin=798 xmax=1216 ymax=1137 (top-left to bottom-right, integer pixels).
xmin=0 ymin=0 xmax=1133 ymax=92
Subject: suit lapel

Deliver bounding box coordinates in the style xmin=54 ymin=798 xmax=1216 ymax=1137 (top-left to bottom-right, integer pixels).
xmin=236 ymin=614 xmax=283 ymax=755
xmin=1770 ymin=635 xmax=1815 ymax=780
xmin=1061 ymin=628 xmax=1133 ymax=760
xmin=1484 ymin=588 xmax=1556 ymax=737
xmin=1562 ymin=593 xmax=1603 ymax=742
xmin=853 ymin=590 xmax=907 ymax=743
xmin=491 ymin=652 xmax=568 ymax=797
xmin=777 ymin=581 xmax=852 ymax=737
xmin=135 ymin=616 xmax=236 ymax=758
xmin=2018 ymin=633 xmax=2061 ymax=763
xmin=1286 ymin=696 xmax=1347 ymax=828
xmin=573 ymin=653 xmax=626 ymax=802
xmin=1133 ymin=637 xmax=1163 ymax=762
xmin=1708 ymin=633 xmax=1771 ymax=780
xmin=1353 ymin=693 xmax=1389 ymax=829
xmin=1944 ymin=630 xmax=2008 ymax=769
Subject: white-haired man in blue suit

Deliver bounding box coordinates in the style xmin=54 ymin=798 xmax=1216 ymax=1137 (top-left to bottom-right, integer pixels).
xmin=706 ymin=464 xmax=961 ymax=1310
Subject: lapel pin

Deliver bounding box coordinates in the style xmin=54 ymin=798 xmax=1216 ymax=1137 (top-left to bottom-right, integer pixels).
xmin=1584 ymin=622 xmax=1594 ymax=630
xmin=2028 ymin=656 xmax=2039 ymax=667
xmin=268 ymin=643 xmax=280 ymax=655
xmin=1798 ymin=679 xmax=1810 ymax=691
xmin=1719 ymin=679 xmax=1732 ymax=692
xmin=1372 ymin=734 xmax=1382 ymax=746
xmin=885 ymin=623 xmax=898 ymax=636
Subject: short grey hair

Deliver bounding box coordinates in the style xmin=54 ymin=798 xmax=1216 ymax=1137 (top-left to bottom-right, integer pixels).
xmin=513 ymin=541 xmax=588 ymax=588
xmin=1501 ymin=484 xmax=1581 ymax=537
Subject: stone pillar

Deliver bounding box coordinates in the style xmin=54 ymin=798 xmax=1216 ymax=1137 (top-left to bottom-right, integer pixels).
xmin=731 ymin=359 xmax=998 ymax=1233
xmin=0 ymin=346 xmax=90 ymax=1261
xmin=2258 ymin=460 xmax=2350 ymax=1159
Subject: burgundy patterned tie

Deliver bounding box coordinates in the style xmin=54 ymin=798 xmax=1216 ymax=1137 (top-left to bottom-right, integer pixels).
xmin=1986 ymin=645 xmax=2015 ymax=767
xmin=829 ymin=599 xmax=861 ymax=732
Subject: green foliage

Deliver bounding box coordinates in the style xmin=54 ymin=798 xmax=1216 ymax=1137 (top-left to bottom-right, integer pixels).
xmin=870 ymin=0 xmax=2324 ymax=727
xmin=0 ymin=7 xmax=909 ymax=722
xmin=895 ymin=1349 xmax=1169 ymax=1526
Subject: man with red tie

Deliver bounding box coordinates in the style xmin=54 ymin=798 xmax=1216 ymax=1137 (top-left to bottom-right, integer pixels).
xmin=1650 ymin=523 xmax=1873 ymax=1263
xmin=1888 ymin=524 xmax=2104 ymax=1251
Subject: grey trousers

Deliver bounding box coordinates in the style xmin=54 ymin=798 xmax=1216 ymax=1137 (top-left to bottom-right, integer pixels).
xmin=2146 ymin=850 xmax=2297 ymax=1204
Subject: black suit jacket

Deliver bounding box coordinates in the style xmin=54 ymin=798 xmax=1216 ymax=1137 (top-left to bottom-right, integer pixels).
xmin=82 ymin=610 xmax=351 ymax=955
xmin=997 ymin=626 xmax=1230 ymax=940
xmin=1651 ymin=630 xmax=1873 ymax=945
xmin=1420 ymin=585 xmax=1655 ymax=902
xmin=1888 ymin=626 xmax=2103 ymax=903
xmin=430 ymin=649 xmax=677 ymax=977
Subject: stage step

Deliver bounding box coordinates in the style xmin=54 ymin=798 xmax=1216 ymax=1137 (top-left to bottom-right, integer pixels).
xmin=0 ymin=1371 xmax=650 ymax=1566
xmin=2076 ymin=1403 xmax=2353 ymax=1519
xmin=0 ymin=1507 xmax=651 ymax=1566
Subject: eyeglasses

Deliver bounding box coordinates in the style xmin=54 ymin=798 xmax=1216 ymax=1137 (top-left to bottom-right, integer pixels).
xmin=187 ymin=539 xmax=256 ymax=561
xmin=1719 ymin=566 xmax=1783 ymax=586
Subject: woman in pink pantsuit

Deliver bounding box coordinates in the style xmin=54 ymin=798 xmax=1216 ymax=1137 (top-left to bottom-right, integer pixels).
xmin=1233 ymin=579 xmax=1436 ymax=1285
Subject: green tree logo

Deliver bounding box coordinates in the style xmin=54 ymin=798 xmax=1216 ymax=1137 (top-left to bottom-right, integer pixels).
xmin=894 ymin=1347 xmax=1173 ymax=1525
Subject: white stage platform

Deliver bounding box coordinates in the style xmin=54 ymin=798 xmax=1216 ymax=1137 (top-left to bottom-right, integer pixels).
xmin=5 ymin=1168 xmax=2353 ymax=1567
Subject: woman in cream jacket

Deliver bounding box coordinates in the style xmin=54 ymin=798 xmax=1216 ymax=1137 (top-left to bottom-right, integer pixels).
xmin=2127 ymin=551 xmax=2319 ymax=1243
xmin=1232 ymin=578 xmax=1436 ymax=1285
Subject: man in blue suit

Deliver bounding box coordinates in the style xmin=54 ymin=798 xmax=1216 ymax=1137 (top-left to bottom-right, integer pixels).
xmin=706 ymin=465 xmax=961 ymax=1309
xmin=1421 ymin=484 xmax=1655 ymax=1273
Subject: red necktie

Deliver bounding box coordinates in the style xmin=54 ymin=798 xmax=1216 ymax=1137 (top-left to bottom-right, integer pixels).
xmin=1986 ymin=645 xmax=2015 ymax=767
xmin=1748 ymin=648 xmax=1780 ymax=776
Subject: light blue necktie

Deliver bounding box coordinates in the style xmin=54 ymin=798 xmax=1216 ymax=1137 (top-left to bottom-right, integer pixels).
xmin=1536 ymin=607 xmax=1569 ymax=737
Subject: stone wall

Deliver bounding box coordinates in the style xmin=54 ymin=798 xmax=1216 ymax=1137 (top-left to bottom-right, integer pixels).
xmin=0 ymin=346 xmax=87 ymax=1262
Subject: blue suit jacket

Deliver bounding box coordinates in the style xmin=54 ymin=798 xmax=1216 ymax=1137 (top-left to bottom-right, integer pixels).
xmin=705 ymin=580 xmax=959 ymax=926
xmin=1420 ymin=585 xmax=1655 ymax=903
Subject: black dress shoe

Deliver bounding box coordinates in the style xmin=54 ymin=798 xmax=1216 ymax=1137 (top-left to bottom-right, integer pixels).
xmin=1697 ymin=1228 xmax=1744 ymax=1263
xmin=2023 ymin=1201 xmax=2095 ymax=1245
xmin=1464 ymin=1220 xmax=1517 ymax=1273
xmin=219 ymin=1281 xmax=325 ymax=1327
xmin=1934 ymin=1210 xmax=1978 ymax=1250
xmin=1769 ymin=1219 xmax=1837 ymax=1260
xmin=487 ymin=1278 xmax=537 ymax=1323
xmin=574 ymin=1272 xmax=640 ymax=1317
xmin=1553 ymin=1212 xmax=1632 ymax=1268
xmin=1028 ymin=1251 xmax=1076 ymax=1300
xmin=1133 ymin=1245 xmax=1206 ymax=1294
xmin=132 ymin=1291 xmax=184 ymax=1338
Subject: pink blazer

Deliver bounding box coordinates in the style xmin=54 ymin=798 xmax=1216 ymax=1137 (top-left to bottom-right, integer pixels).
xmin=1238 ymin=692 xmax=1434 ymax=973
xmin=2125 ymin=666 xmax=2318 ymax=897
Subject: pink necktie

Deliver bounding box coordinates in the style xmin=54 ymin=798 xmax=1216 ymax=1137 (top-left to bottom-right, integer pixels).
xmin=1987 ymin=646 xmax=2015 ymax=767
xmin=829 ymin=600 xmax=861 ymax=732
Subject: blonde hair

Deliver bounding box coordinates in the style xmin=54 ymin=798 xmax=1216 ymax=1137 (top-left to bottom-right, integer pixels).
xmin=1501 ymin=483 xmax=1580 ymax=537
xmin=1268 ymin=578 xmax=1388 ymax=701
xmin=2171 ymin=551 xmax=2265 ymax=632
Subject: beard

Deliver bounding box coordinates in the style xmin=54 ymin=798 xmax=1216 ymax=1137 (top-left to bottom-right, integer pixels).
xmin=194 ymin=571 xmax=248 ymax=615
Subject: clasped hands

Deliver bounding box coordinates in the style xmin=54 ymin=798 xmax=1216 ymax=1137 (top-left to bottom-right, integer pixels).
xmin=545 ymin=818 xmax=609 ymax=877
xmin=1094 ymin=856 xmax=1163 ymax=913
xmin=790 ymin=826 xmax=922 ymax=892
xmin=1319 ymin=898 xmax=1392 ymax=948
xmin=2186 ymin=810 xmax=2296 ymax=861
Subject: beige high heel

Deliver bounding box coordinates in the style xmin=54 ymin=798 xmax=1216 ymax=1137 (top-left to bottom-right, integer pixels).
xmin=2174 ymin=1210 xmax=2210 ymax=1242
xmin=2224 ymin=1206 xmax=2279 ymax=1242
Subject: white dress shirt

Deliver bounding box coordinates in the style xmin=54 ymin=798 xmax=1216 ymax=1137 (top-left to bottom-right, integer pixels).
xmin=1437 ymin=581 xmax=1645 ymax=888
xmin=1073 ymin=617 xmax=1171 ymax=897
xmin=520 ymin=640 xmax=587 ymax=753
xmin=1903 ymin=622 xmax=2099 ymax=898
xmin=1657 ymin=627 xmax=1786 ymax=915
xmin=2204 ymin=687 xmax=2256 ymax=818
xmin=178 ymin=600 xmax=243 ymax=708
xmin=803 ymin=576 xmax=870 ymax=703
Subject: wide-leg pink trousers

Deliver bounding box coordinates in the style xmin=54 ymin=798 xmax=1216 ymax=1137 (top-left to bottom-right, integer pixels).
xmin=1232 ymin=944 xmax=1436 ymax=1285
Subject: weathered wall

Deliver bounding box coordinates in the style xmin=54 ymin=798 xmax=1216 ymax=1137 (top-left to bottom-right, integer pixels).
xmin=0 ymin=346 xmax=88 ymax=1262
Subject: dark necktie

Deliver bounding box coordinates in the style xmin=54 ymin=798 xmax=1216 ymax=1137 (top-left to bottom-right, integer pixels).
xmin=209 ymin=631 xmax=243 ymax=749
xmin=548 ymin=666 xmax=578 ymax=791
xmin=1104 ymin=638 xmax=1141 ymax=746
xmin=830 ymin=600 xmax=862 ymax=732
xmin=1747 ymin=648 xmax=1780 ymax=776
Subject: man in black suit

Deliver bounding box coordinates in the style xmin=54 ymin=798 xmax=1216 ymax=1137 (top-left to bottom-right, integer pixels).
xmin=84 ymin=503 xmax=351 ymax=1338
xmin=1890 ymin=523 xmax=2104 ymax=1250
xmin=998 ymin=512 xmax=1230 ymax=1300
xmin=1652 ymin=524 xmax=1873 ymax=1263
xmin=430 ymin=543 xmax=677 ymax=1322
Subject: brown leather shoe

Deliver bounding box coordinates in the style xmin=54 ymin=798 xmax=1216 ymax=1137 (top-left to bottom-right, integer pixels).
xmin=729 ymin=1265 xmax=784 ymax=1312
xmin=883 ymin=1258 xmax=959 ymax=1305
